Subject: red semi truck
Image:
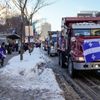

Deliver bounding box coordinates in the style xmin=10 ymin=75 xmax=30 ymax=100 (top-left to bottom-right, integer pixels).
xmin=58 ymin=17 xmax=100 ymax=77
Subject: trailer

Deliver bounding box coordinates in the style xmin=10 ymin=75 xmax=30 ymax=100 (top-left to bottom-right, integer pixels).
xmin=58 ymin=17 xmax=100 ymax=77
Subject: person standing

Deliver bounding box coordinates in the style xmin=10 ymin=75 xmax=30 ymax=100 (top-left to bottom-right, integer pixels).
xmin=0 ymin=44 xmax=6 ymax=66
xmin=28 ymin=43 xmax=33 ymax=55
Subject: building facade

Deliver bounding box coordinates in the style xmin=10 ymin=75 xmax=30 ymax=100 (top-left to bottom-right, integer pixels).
xmin=40 ymin=22 xmax=51 ymax=41
xmin=77 ymin=11 xmax=100 ymax=17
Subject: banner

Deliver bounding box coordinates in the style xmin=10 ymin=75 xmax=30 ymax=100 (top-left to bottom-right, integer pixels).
xmin=91 ymin=29 xmax=100 ymax=36
xmin=25 ymin=26 xmax=33 ymax=37
xmin=83 ymin=39 xmax=100 ymax=63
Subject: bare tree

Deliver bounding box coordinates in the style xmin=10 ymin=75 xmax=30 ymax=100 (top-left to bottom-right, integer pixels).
xmin=0 ymin=1 xmax=8 ymax=17
xmin=0 ymin=6 xmax=6 ymax=13
xmin=11 ymin=0 xmax=52 ymax=26
xmin=10 ymin=0 xmax=52 ymax=60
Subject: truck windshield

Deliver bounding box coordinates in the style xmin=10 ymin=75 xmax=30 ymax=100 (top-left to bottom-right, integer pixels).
xmin=52 ymin=37 xmax=57 ymax=43
xmin=73 ymin=29 xmax=90 ymax=36
xmin=91 ymin=29 xmax=100 ymax=36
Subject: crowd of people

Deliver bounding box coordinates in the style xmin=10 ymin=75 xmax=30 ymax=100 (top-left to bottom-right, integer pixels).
xmin=0 ymin=42 xmax=36 ymax=67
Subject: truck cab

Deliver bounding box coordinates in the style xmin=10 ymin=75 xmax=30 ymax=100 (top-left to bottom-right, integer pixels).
xmin=47 ymin=31 xmax=58 ymax=56
xmin=58 ymin=17 xmax=100 ymax=77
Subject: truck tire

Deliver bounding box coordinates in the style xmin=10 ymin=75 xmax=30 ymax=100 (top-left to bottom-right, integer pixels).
xmin=68 ymin=57 xmax=76 ymax=78
xmin=47 ymin=47 xmax=50 ymax=55
xmin=59 ymin=53 xmax=62 ymax=67
xmin=58 ymin=52 xmax=60 ymax=65
xmin=59 ymin=53 xmax=66 ymax=68
xmin=1 ymin=59 xmax=4 ymax=67
xmin=49 ymin=53 xmax=52 ymax=57
xmin=48 ymin=48 xmax=52 ymax=57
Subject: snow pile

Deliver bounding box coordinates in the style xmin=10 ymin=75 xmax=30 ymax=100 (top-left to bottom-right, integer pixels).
xmin=0 ymin=48 xmax=65 ymax=100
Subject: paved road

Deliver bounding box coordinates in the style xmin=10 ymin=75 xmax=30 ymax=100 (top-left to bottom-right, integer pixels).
xmin=41 ymin=50 xmax=81 ymax=100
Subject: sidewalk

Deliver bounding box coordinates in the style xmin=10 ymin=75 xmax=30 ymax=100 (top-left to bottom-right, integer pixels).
xmin=4 ymin=52 xmax=18 ymax=66
xmin=0 ymin=48 xmax=65 ymax=100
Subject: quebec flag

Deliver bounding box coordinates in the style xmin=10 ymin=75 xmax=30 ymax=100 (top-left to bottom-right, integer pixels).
xmin=83 ymin=39 xmax=100 ymax=63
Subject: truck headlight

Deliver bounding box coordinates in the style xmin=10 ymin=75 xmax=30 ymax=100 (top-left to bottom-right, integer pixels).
xmin=51 ymin=46 xmax=54 ymax=49
xmin=78 ymin=57 xmax=84 ymax=61
xmin=95 ymin=65 xmax=99 ymax=68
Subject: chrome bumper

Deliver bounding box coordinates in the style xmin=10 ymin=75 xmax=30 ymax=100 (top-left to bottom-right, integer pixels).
xmin=73 ymin=62 xmax=100 ymax=70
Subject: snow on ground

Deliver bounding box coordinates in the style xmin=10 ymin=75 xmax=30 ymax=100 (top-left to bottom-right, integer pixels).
xmin=0 ymin=48 xmax=65 ymax=100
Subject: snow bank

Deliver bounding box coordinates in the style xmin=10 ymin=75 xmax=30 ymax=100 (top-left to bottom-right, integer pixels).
xmin=0 ymin=48 xmax=65 ymax=100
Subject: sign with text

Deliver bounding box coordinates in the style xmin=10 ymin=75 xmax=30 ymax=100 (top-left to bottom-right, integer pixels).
xmin=25 ymin=26 xmax=33 ymax=37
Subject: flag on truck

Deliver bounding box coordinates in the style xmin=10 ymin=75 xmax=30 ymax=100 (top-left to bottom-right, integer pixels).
xmin=83 ymin=39 xmax=100 ymax=63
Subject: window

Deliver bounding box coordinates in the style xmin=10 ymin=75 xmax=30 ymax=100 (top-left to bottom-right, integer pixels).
xmin=52 ymin=37 xmax=57 ymax=43
xmin=73 ymin=29 xmax=91 ymax=36
xmin=91 ymin=29 xmax=100 ymax=36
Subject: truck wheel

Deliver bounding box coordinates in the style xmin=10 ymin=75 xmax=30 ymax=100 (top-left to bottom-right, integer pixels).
xmin=49 ymin=53 xmax=52 ymax=57
xmin=59 ymin=53 xmax=62 ymax=66
xmin=59 ymin=53 xmax=66 ymax=68
xmin=1 ymin=59 xmax=4 ymax=67
xmin=68 ymin=58 xmax=76 ymax=78
xmin=58 ymin=52 xmax=60 ymax=65
xmin=47 ymin=47 xmax=50 ymax=55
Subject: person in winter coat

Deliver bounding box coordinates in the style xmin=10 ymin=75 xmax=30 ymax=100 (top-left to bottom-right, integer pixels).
xmin=28 ymin=43 xmax=33 ymax=55
xmin=0 ymin=45 xmax=6 ymax=66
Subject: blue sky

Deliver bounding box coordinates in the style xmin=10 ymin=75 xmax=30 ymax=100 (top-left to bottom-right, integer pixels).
xmin=39 ymin=0 xmax=100 ymax=31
